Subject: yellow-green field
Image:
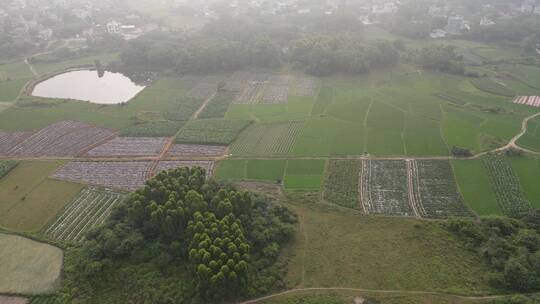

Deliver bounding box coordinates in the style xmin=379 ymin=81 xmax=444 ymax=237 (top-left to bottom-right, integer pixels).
xmin=0 ymin=161 xmax=84 ymax=232
xmin=0 ymin=233 xmax=63 ymax=294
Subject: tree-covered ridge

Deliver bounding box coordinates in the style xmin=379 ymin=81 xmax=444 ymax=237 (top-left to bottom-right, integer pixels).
xmin=68 ymin=166 xmax=296 ymax=303
xmin=447 ymin=212 xmax=540 ymax=292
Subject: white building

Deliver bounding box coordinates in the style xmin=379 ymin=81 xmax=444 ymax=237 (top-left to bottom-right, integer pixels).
xmin=106 ymin=21 xmax=121 ymax=34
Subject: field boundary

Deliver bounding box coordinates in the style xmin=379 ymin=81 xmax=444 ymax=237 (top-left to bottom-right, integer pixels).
xmin=238 ymin=287 xmax=537 ymax=304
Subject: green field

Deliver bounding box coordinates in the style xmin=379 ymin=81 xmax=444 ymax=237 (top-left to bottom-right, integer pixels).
xmin=175 ymin=119 xmax=251 ymax=145
xmin=516 ymin=115 xmax=540 ymax=152
xmin=0 ymin=161 xmax=84 ymax=232
xmin=284 ymin=159 xmax=326 ymax=190
xmin=0 ymin=233 xmax=63 ymax=294
xmin=452 ymin=160 xmax=502 ymax=216
xmin=215 ymin=159 xmax=286 ymax=182
xmin=323 ymin=159 xmax=360 ymax=209
xmin=511 ymin=156 xmax=540 ymax=209
xmin=0 ymin=61 xmax=32 ymax=102
xmin=283 ymin=192 xmax=494 ymax=295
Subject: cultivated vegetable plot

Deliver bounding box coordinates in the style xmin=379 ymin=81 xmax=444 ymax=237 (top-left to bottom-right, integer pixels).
xmin=261 ymin=85 xmax=289 ymax=104
xmin=483 ymin=155 xmax=532 ymax=217
xmin=223 ymin=71 xmax=254 ymax=92
xmin=166 ymin=144 xmax=227 ymax=157
xmin=235 ymin=82 xmax=264 ymax=104
xmin=323 ymin=160 xmax=360 ymax=209
xmin=86 ymin=137 xmax=168 ymax=157
xmin=187 ymin=76 xmax=224 ymax=99
xmin=0 ymin=131 xmax=33 ymax=155
xmin=53 ymin=161 xmax=153 ymax=191
xmin=198 ymin=91 xmax=237 ymax=118
xmin=175 ymin=119 xmax=251 ymax=145
xmin=410 ymin=160 xmax=472 ymax=218
xmin=0 ymin=160 xmax=18 ymax=180
xmin=360 ymin=160 xmax=413 ymax=216
xmin=293 ymin=77 xmax=318 ymax=96
xmin=43 ymin=187 xmax=125 ymax=243
xmin=5 ymin=121 xmax=115 ymax=157
xmin=513 ymin=96 xmax=540 ymax=108
xmin=230 ymin=121 xmax=303 ymax=156
xmin=156 ymin=161 xmax=215 ymax=177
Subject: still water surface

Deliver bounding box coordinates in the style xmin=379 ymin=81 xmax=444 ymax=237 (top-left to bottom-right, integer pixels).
xmin=32 ymin=70 xmax=145 ymax=104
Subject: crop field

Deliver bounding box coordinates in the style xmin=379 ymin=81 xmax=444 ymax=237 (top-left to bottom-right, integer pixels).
xmin=500 ymin=64 xmax=540 ymax=89
xmin=483 ymin=155 xmax=532 ymax=217
xmin=0 ymin=131 xmax=33 ymax=154
xmin=0 ymin=161 xmax=84 ymax=232
xmin=230 ymin=121 xmax=304 ymax=156
xmin=3 ymin=120 xmax=116 ymax=157
xmin=293 ymin=77 xmax=318 ymax=96
xmin=284 ymin=159 xmax=326 ymax=190
xmin=43 ymin=187 xmax=126 ymax=243
xmin=0 ymin=233 xmax=63 ymax=294
xmin=260 ymin=85 xmax=289 ymax=104
xmin=512 ymin=96 xmax=540 ymax=108
xmin=156 ymin=160 xmax=215 ymax=177
xmin=175 ymin=119 xmax=251 ymax=145
xmin=235 ymin=82 xmax=265 ymax=104
xmin=360 ymin=160 xmax=413 ymax=216
xmin=223 ymin=71 xmax=253 ymax=92
xmin=410 ymin=160 xmax=472 ymax=219
xmin=452 ymin=160 xmax=502 ymax=216
xmin=511 ymin=156 xmax=540 ymax=209
xmin=323 ymin=160 xmax=360 ymax=209
xmin=120 ymin=120 xmax=185 ymax=137
xmin=469 ymin=78 xmax=516 ymax=97
xmin=86 ymin=137 xmax=168 ymax=157
xmin=162 ymin=96 xmax=206 ymax=122
xmin=187 ymin=76 xmax=223 ymax=99
xmin=0 ymin=160 xmax=18 ymax=179
xmin=53 ymin=161 xmax=153 ymax=191
xmin=166 ymin=144 xmax=227 ymax=157
xmin=214 ymin=159 xmax=287 ymax=182
xmin=516 ymin=115 xmax=540 ymax=151
xmin=198 ymin=91 xmax=237 ymax=118
xmin=0 ymin=296 xmax=28 ymax=304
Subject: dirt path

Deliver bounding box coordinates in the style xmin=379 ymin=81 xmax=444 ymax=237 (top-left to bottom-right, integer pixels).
xmin=191 ymin=92 xmax=216 ymax=120
xmin=237 ymin=287 xmax=526 ymax=304
xmin=405 ymin=159 xmax=421 ymax=217
xmin=24 ymin=57 xmax=39 ymax=78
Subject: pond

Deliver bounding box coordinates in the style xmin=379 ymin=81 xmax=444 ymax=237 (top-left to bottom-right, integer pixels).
xmin=31 ymin=70 xmax=146 ymax=104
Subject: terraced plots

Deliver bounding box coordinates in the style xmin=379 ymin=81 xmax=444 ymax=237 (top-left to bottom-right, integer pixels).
xmin=483 ymin=155 xmax=531 ymax=217
xmin=166 ymin=144 xmax=227 ymax=157
xmin=43 ymin=188 xmax=126 ymax=243
xmin=230 ymin=121 xmax=304 ymax=156
xmin=513 ymin=96 xmax=540 ymax=107
xmin=53 ymin=161 xmax=153 ymax=191
xmin=360 ymin=160 xmax=413 ymax=216
xmin=86 ymin=137 xmax=168 ymax=157
xmin=410 ymin=160 xmax=473 ymax=218
xmin=1 ymin=120 xmax=116 ymax=157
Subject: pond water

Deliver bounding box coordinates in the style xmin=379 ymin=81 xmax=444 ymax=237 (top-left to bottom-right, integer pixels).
xmin=32 ymin=70 xmax=146 ymax=104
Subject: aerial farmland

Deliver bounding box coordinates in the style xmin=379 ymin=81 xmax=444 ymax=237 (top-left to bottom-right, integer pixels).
xmin=1 ymin=0 xmax=540 ymax=303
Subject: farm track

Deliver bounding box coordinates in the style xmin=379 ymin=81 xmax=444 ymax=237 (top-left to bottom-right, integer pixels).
xmin=237 ymin=287 xmax=536 ymax=304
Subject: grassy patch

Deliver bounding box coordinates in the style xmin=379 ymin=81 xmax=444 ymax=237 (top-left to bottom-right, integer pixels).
xmin=516 ymin=116 xmax=540 ymax=152
xmin=469 ymin=78 xmax=516 ymax=97
xmin=0 ymin=161 xmax=84 ymax=232
xmin=452 ymin=160 xmax=502 ymax=216
xmin=0 ymin=233 xmax=63 ymax=294
xmin=175 ymin=119 xmax=251 ymax=145
xmin=214 ymin=159 xmax=286 ymax=183
xmin=282 ymin=192 xmax=494 ymax=295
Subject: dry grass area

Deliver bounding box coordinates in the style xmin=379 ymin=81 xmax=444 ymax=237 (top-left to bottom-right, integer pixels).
xmin=0 ymin=296 xmax=28 ymax=304
xmin=0 ymin=233 xmax=63 ymax=294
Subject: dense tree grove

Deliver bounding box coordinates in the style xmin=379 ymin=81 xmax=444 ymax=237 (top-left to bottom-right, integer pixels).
xmin=409 ymin=45 xmax=465 ymax=74
xmin=120 ymin=16 xmax=400 ymax=77
xmin=67 ymin=167 xmax=296 ymax=303
xmin=447 ymin=212 xmax=540 ymax=292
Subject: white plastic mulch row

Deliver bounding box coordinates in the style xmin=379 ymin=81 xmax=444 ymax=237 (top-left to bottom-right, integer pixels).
xmin=513 ymin=96 xmax=540 ymax=107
